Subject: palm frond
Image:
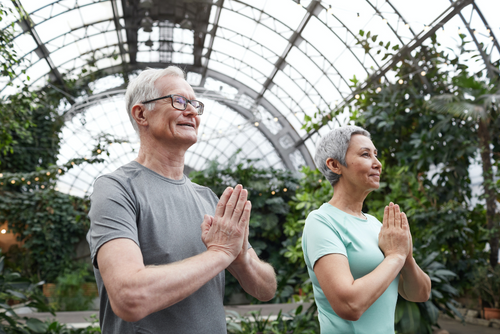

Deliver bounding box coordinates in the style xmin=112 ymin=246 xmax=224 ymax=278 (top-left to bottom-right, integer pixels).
xmin=428 ymin=95 xmax=484 ymax=120
xmin=478 ymin=91 xmax=500 ymax=112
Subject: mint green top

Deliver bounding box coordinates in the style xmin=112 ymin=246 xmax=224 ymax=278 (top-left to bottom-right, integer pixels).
xmin=302 ymin=203 xmax=399 ymax=334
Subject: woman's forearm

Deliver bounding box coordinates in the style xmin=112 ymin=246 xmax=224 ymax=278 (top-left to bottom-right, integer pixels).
xmin=399 ymin=257 xmax=431 ymax=302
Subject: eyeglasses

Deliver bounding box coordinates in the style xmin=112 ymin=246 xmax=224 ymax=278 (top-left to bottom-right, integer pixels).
xmin=141 ymin=94 xmax=204 ymax=115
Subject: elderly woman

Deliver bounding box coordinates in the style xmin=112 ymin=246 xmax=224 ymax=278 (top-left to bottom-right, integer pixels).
xmin=302 ymin=126 xmax=431 ymax=333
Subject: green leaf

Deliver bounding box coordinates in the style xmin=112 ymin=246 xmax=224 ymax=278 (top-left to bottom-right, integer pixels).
xmin=26 ymin=318 xmax=48 ymax=333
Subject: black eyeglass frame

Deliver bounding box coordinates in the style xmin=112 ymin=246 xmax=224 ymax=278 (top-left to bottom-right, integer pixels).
xmin=141 ymin=94 xmax=204 ymax=115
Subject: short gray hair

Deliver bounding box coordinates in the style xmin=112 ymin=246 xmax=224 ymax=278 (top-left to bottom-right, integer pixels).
xmin=125 ymin=66 xmax=186 ymax=133
xmin=314 ymin=125 xmax=371 ymax=186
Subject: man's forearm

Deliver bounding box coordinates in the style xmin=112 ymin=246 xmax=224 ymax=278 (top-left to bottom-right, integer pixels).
xmin=227 ymin=250 xmax=277 ymax=301
xmin=101 ymin=242 xmax=233 ymax=322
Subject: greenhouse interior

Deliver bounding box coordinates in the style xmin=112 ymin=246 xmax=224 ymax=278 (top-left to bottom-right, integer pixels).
xmin=0 ymin=0 xmax=499 ymax=333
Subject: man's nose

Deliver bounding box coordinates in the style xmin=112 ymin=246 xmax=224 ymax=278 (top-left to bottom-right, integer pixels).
xmin=183 ymin=104 xmax=198 ymax=116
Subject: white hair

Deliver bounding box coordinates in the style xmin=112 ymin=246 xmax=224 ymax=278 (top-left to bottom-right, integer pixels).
xmin=125 ymin=66 xmax=186 ymax=133
xmin=314 ymin=125 xmax=371 ymax=187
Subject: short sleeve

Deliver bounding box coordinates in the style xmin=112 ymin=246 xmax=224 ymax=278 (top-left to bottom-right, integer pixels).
xmin=302 ymin=210 xmax=347 ymax=270
xmin=87 ymin=176 xmax=139 ymax=269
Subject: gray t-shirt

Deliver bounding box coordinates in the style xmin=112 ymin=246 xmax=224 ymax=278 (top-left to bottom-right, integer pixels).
xmin=87 ymin=161 xmax=226 ymax=334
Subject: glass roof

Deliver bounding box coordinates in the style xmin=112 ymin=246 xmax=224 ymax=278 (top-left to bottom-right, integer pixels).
xmin=1 ymin=0 xmax=499 ymax=197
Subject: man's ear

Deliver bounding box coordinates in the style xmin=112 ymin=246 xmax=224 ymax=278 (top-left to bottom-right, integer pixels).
xmin=131 ymin=104 xmax=148 ymax=128
xmin=326 ymin=158 xmax=342 ymax=175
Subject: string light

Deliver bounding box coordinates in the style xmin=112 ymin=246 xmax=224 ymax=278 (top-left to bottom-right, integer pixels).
xmin=271 ymin=191 xmax=276 ymax=195
xmin=357 ymin=13 xmax=360 ymax=18
xmin=237 ymin=125 xmax=242 ymax=129
xmin=328 ymin=5 xmax=332 ymax=14
xmin=376 ymin=87 xmax=382 ymax=93
xmin=318 ymin=179 xmax=322 ymax=183
xmin=41 ymin=185 xmax=45 ymax=189
xmin=58 ymin=169 xmax=62 ymax=174
xmin=46 ymin=172 xmax=50 ymax=176
xmin=21 ymin=177 xmax=25 ymax=181
xmin=424 ymin=25 xmax=430 ymax=31
xmin=71 ymin=162 xmax=75 ymax=165
xmin=405 ymin=23 xmax=410 ymax=29
xmin=35 ymin=177 xmax=39 ymax=181
xmin=398 ymin=79 xmax=404 ymax=84
xmin=355 ymin=94 xmax=360 ymax=99
xmin=1 ymin=229 xmax=6 ymax=234
xmin=254 ymin=122 xmax=259 ymax=127
xmin=11 ymin=180 xmax=15 ymax=184
xmin=0 ymin=173 xmax=3 ymax=177
xmin=274 ymin=117 xmax=278 ymax=122
xmin=421 ymin=71 xmax=426 ymax=76
xmin=296 ymin=0 xmax=302 ymax=7
xmin=283 ymin=188 xmax=288 ymax=192
xmin=27 ymin=181 xmax=31 ymax=185
xmin=97 ymin=149 xmax=102 ymax=154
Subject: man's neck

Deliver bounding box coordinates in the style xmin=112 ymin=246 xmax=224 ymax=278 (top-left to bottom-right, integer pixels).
xmin=135 ymin=140 xmax=187 ymax=180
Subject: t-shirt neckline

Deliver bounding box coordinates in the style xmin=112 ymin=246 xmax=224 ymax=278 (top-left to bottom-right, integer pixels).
xmin=129 ymin=161 xmax=187 ymax=185
xmin=323 ymin=203 xmax=368 ymax=222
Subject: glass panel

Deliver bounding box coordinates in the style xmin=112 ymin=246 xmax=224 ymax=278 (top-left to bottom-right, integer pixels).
xmin=263 ymin=0 xmax=304 ymax=31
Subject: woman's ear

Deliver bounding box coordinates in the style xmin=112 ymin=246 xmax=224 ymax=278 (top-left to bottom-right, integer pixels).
xmin=326 ymin=158 xmax=342 ymax=175
xmin=131 ymin=104 xmax=148 ymax=128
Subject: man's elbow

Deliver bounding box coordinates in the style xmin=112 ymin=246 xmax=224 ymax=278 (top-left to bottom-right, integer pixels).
xmin=110 ymin=287 xmax=150 ymax=322
xmin=256 ymin=288 xmax=276 ymax=302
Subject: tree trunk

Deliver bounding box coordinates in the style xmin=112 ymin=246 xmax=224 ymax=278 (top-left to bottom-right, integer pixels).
xmin=478 ymin=120 xmax=498 ymax=267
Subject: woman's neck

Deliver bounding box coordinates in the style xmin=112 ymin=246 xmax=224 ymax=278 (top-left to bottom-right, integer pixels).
xmin=328 ymin=183 xmax=369 ymax=219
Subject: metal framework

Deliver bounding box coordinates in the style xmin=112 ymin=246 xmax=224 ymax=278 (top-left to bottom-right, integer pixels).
xmin=1 ymin=0 xmax=499 ymax=196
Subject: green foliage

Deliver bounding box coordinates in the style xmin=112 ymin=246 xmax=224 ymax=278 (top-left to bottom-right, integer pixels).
xmin=226 ymin=304 xmax=319 ymax=334
xmin=395 ymin=251 xmax=467 ymax=333
xmin=472 ymin=264 xmax=500 ymax=309
xmin=0 ymin=254 xmax=53 ymax=334
xmin=53 ymin=265 xmax=96 ymax=312
xmin=0 ymin=2 xmax=37 ymax=158
xmin=189 ymin=153 xmax=301 ymax=303
xmin=0 ymin=188 xmax=90 ymax=282
xmin=43 ymin=316 xmax=101 ymax=334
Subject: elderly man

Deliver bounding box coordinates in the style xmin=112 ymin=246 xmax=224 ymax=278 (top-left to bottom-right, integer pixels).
xmin=87 ymin=66 xmax=277 ymax=334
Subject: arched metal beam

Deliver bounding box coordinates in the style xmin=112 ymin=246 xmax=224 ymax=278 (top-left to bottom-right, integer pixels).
xmin=297 ymin=0 xmax=475 ymax=145
xmin=64 ymin=63 xmax=315 ymax=170
xmin=453 ymin=0 xmax=500 ymax=81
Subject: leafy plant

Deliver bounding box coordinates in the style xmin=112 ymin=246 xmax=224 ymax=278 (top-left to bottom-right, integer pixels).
xmin=395 ymin=251 xmax=464 ymax=334
xmin=226 ymin=304 xmax=319 ymax=334
xmin=0 ymin=188 xmax=90 ymax=282
xmin=53 ymin=265 xmax=96 ymax=311
xmin=0 ymin=254 xmax=53 ymax=334
xmin=472 ymin=264 xmax=500 ymax=309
